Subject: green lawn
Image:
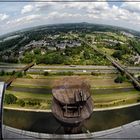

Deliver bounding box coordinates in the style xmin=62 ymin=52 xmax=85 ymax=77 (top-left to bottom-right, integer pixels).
xmin=5 ymin=90 xmax=52 ymax=100
xmin=93 ymin=90 xmax=140 ymax=103
xmin=102 ymin=47 xmax=116 ymax=55
xmin=8 ymin=75 xmax=132 ymax=89
xmin=4 ymin=86 xmax=140 ymax=109
xmin=3 ymin=74 xmax=140 ymax=110
xmin=7 ymin=89 xmax=139 ymax=104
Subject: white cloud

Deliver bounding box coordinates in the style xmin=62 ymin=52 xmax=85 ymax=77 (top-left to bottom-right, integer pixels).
xmin=2 ymin=1 xmax=140 ymax=35
xmin=7 ymin=14 xmax=42 ymax=26
xmin=21 ymin=5 xmax=34 ymax=14
xmin=21 ymin=2 xmax=57 ymax=14
xmin=0 ymin=13 xmax=9 ymax=21
xmin=47 ymin=11 xmax=82 ymax=19
xmin=18 ymin=2 xmax=140 ymax=29
xmin=62 ymin=2 xmax=109 ymax=11
xmin=121 ymin=2 xmax=140 ymax=12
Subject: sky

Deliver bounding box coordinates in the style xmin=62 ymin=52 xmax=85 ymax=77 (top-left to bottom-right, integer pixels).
xmin=0 ymin=0 xmax=140 ymax=35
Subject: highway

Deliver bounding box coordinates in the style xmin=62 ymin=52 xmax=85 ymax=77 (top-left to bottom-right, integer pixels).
xmin=1 ymin=64 xmax=140 ymax=74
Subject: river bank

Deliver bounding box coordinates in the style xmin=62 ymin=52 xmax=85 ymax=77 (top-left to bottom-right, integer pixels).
xmin=4 ymin=103 xmax=140 ymax=134
xmin=4 ymin=102 xmax=140 ymax=112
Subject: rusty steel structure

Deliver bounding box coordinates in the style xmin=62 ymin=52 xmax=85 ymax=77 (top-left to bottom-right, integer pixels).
xmin=5 ymin=62 xmax=34 ymax=88
xmin=52 ymin=81 xmax=93 ymax=133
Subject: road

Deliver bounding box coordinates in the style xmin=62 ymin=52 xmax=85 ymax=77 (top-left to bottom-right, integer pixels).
xmin=0 ymin=64 xmax=140 ymax=74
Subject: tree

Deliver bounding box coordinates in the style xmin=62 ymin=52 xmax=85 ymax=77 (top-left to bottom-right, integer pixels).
xmin=4 ymin=94 xmax=17 ymax=104
xmin=0 ymin=70 xmax=5 ymax=76
xmin=114 ymin=75 xmax=125 ymax=83
xmin=64 ymin=46 xmax=72 ymax=56
xmin=112 ymin=51 xmax=122 ymax=60
xmin=11 ymin=70 xmax=16 ymax=76
xmin=34 ymin=48 xmax=41 ymax=55
xmin=17 ymin=99 xmax=25 ymax=107
xmin=21 ymin=52 xmax=34 ymax=63
xmin=44 ymin=53 xmax=64 ymax=64
xmin=35 ymin=55 xmax=45 ymax=64
xmin=115 ymin=42 xmax=121 ymax=48
xmin=44 ymin=71 xmax=49 ymax=76
xmin=138 ymin=76 xmax=140 ymax=81
xmin=83 ymin=50 xmax=90 ymax=59
xmin=16 ymin=72 xmax=23 ymax=78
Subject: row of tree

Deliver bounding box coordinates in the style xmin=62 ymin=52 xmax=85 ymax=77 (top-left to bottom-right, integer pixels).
xmin=4 ymin=94 xmax=41 ymax=107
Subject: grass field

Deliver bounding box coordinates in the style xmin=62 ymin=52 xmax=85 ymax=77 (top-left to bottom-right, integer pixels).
xmin=5 ymin=88 xmax=140 ymax=109
xmin=3 ymin=74 xmax=140 ymax=110
xmin=8 ymin=75 xmax=133 ymax=89
xmin=101 ymin=47 xmax=116 ymax=55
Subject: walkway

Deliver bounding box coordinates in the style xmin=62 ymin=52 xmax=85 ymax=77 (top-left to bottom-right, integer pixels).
xmin=3 ymin=120 xmax=140 ymax=139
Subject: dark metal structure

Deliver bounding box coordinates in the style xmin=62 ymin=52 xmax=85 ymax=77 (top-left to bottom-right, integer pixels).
xmin=52 ymin=81 xmax=93 ymax=133
xmin=0 ymin=82 xmax=5 ymax=139
xmin=5 ymin=62 xmax=34 ymax=88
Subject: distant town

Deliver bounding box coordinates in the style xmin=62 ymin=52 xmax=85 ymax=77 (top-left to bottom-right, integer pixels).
xmin=0 ymin=23 xmax=140 ymax=66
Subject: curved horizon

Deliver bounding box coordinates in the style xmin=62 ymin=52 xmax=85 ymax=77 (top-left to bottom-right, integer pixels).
xmin=1 ymin=1 xmax=140 ymax=35
xmin=0 ymin=22 xmax=140 ymax=37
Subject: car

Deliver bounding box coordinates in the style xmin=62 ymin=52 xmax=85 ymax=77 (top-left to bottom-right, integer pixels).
xmin=44 ymin=69 xmax=52 ymax=72
xmin=69 ymin=65 xmax=76 ymax=67
xmin=83 ymin=70 xmax=87 ymax=73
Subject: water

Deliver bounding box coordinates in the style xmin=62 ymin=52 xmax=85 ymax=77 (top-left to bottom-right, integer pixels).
xmin=7 ymin=86 xmax=134 ymax=95
xmin=3 ymin=104 xmax=140 ymax=134
xmin=8 ymin=86 xmax=52 ymax=94
xmin=93 ymin=88 xmax=134 ymax=94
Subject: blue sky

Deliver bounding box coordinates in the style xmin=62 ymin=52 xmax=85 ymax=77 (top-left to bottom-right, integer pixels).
xmin=0 ymin=1 xmax=140 ymax=35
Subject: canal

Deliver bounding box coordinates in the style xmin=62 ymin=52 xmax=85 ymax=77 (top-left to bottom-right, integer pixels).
xmin=3 ymin=104 xmax=140 ymax=134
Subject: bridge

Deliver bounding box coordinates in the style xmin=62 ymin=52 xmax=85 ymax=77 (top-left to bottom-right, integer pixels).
xmin=72 ymin=34 xmax=140 ymax=90
xmin=107 ymin=56 xmax=140 ymax=89
xmin=5 ymin=62 xmax=34 ymax=88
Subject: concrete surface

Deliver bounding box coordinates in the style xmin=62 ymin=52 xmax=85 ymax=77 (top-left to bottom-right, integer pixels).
xmin=2 ymin=120 xmax=140 ymax=139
